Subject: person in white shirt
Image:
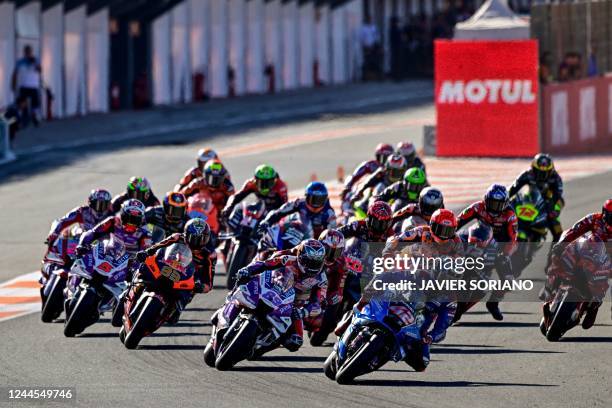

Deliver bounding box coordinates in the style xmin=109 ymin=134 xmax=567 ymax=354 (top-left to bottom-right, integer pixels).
xmin=11 ymin=45 xmax=42 ymax=126
xmin=359 ymin=17 xmax=381 ymax=80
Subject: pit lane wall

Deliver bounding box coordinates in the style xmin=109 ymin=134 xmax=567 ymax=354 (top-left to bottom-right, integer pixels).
xmin=541 ymin=76 xmax=612 ymax=155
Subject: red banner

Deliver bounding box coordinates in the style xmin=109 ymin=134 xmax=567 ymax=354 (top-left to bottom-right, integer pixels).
xmin=541 ymin=76 xmax=612 ymax=155
xmin=434 ymin=40 xmax=539 ymax=157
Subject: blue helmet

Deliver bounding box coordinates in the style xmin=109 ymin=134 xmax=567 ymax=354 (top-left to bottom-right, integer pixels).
xmin=305 ymin=181 xmax=328 ymax=211
xmin=484 ymin=184 xmax=509 ymax=215
xmin=184 ymin=218 xmax=211 ymax=248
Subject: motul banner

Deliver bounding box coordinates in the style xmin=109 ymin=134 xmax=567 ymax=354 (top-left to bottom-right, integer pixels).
xmin=435 ymin=40 xmax=539 ymax=157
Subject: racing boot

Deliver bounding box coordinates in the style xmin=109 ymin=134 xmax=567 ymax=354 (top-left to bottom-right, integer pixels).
xmin=581 ymin=303 xmax=600 ymax=330
xmin=486 ymin=301 xmax=504 ymax=321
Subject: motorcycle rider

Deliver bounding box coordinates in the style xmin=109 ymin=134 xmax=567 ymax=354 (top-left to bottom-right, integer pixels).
xmin=350 ymin=154 xmax=409 ymax=210
xmin=456 ymin=184 xmax=517 ymax=320
xmin=396 ymin=141 xmax=426 ymax=172
xmin=236 ymin=239 xmax=328 ymax=352
xmin=339 ymin=201 xmax=395 ymax=243
xmin=179 ymin=159 xmax=235 ymax=213
xmin=145 ymin=192 xmax=190 ymax=236
xmin=543 ymin=233 xmax=610 ymax=330
xmin=340 ymin=143 xmax=394 ymax=201
xmin=374 ymin=167 xmax=428 ymax=206
xmin=392 ymin=187 xmax=444 ymax=228
xmin=508 ymin=153 xmax=564 ymax=241
xmin=111 ymin=177 xmax=160 ymax=213
xmin=174 ymin=148 xmax=221 ymax=191
xmin=259 ymin=181 xmax=336 ymax=239
xmin=77 ymin=199 xmax=151 ymax=257
xmin=45 ymin=189 xmax=112 ymax=249
xmin=221 ymin=164 xmax=288 ymax=220
xmin=554 ymin=199 xmax=612 ymax=249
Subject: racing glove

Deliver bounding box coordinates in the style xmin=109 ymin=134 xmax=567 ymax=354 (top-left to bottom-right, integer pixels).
xmin=236 ymin=267 xmax=251 ymax=283
xmin=135 ymin=251 xmax=149 ymax=263
xmin=75 ymin=244 xmax=91 ymax=257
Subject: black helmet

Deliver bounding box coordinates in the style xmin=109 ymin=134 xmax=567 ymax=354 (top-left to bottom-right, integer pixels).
xmin=419 ymin=187 xmax=444 ymax=217
xmin=296 ymin=239 xmax=326 ymax=275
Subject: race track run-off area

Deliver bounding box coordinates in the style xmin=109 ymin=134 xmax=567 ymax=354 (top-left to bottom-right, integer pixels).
xmin=0 ymin=95 xmax=611 ymax=408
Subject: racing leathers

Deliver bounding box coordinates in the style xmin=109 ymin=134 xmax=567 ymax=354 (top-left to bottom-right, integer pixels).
xmin=79 ymin=216 xmax=151 ymax=256
xmin=238 ymin=254 xmax=328 ymax=351
xmin=111 ymin=192 xmax=160 ymax=213
xmin=261 ymin=197 xmax=337 ymax=239
xmin=144 ymin=205 xmax=189 ymax=236
xmin=558 ymin=213 xmax=611 ymax=244
xmin=179 ymin=177 xmax=235 ymax=213
xmin=508 ymin=169 xmax=564 ymax=241
xmin=456 ymin=201 xmax=518 ymax=257
xmin=374 ymin=180 xmax=425 ymax=207
xmin=46 ymin=205 xmax=110 ymax=247
xmin=139 ymin=233 xmax=217 ymax=294
xmin=222 ymin=177 xmax=288 ymax=217
xmin=341 ymin=159 xmax=380 ymax=200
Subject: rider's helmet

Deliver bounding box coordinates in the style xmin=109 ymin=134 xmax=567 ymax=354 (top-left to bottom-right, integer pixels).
xmin=163 ymin=192 xmax=187 ymax=224
xmin=403 ymin=167 xmax=427 ymax=201
xmin=203 ymin=159 xmax=227 ymax=189
xmin=184 ymin=218 xmax=211 ymax=249
xmin=396 ymin=141 xmax=416 ymax=163
xmin=296 ymin=239 xmax=326 ymax=276
xmin=468 ymin=223 xmax=494 ymax=248
xmin=126 ymin=177 xmax=152 ymax=202
xmin=429 ymin=209 xmax=457 ymax=242
xmin=484 ymin=184 xmax=509 ymax=216
xmin=419 ymin=187 xmax=444 ymax=218
xmin=305 ymin=181 xmax=328 ymax=213
xmin=120 ymin=199 xmax=145 ymax=233
xmin=197 ymin=148 xmax=218 ymax=170
xmin=385 ymin=154 xmax=408 ymax=183
xmin=367 ymin=201 xmax=393 ymax=235
xmin=531 ymin=153 xmax=554 ymax=182
xmin=88 ymin=189 xmax=112 ymax=215
xmin=318 ymin=229 xmax=345 ymax=265
xmin=374 ymin=143 xmax=394 ymax=165
xmin=254 ymin=164 xmax=278 ymax=196
xmin=603 ymin=199 xmax=612 ymax=233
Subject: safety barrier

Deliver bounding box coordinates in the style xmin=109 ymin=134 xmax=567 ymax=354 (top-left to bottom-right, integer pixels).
xmin=0 ymin=117 xmax=16 ymax=165
xmin=541 ymin=75 xmax=612 ymax=155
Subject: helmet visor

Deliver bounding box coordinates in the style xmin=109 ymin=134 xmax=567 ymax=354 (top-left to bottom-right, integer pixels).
xmin=375 ymin=152 xmax=390 ymax=164
xmin=406 ymin=182 xmax=424 ymax=193
xmin=534 ymin=168 xmax=550 ymax=182
xmin=604 ymin=210 xmax=612 ymax=226
xmin=324 ymin=246 xmax=343 ymax=263
xmin=165 ymin=205 xmax=186 ymax=222
xmin=122 ymin=212 xmax=143 ymax=229
xmin=299 ymin=255 xmax=324 ymax=274
xmin=187 ymin=233 xmax=206 ymax=248
xmin=128 ymin=189 xmax=147 ymax=202
xmin=256 ymin=178 xmax=275 ymax=194
xmin=485 ymin=197 xmax=507 ymax=213
xmin=91 ymin=199 xmax=110 ymax=213
xmin=206 ymin=174 xmax=223 ymax=188
xmin=388 ymin=168 xmax=404 ymax=182
xmin=306 ymin=193 xmax=327 ymax=209
xmin=431 ymin=223 xmax=455 ymax=240
xmin=367 ymin=217 xmax=391 ymax=234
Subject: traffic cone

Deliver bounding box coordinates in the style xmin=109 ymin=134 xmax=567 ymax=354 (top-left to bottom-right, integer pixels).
xmin=337 ymin=166 xmax=345 ymax=183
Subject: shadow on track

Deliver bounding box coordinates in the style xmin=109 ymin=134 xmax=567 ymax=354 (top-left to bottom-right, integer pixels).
xmin=168 ymin=321 xmax=211 ymax=328
xmin=352 ymin=379 xmax=557 ymax=388
xmin=233 ymin=366 xmax=322 ymax=373
xmin=139 ymin=344 xmax=204 ymax=351
xmin=560 ymin=336 xmax=612 ymax=343
xmin=453 ymin=322 xmax=540 ymax=328
xmin=78 ymin=332 xmax=119 ymax=338
xmin=432 ymin=347 xmax=563 ymax=355
xmin=258 ymin=355 xmax=327 ymax=363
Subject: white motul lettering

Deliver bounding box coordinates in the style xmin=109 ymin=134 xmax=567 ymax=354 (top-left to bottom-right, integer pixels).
xmin=521 ymin=80 xmax=536 ymax=103
xmin=501 ymin=80 xmax=521 ymax=104
xmin=485 ymin=80 xmax=502 ymax=103
xmin=438 ymin=81 xmax=464 ymax=103
xmin=465 ymin=81 xmax=487 ymax=103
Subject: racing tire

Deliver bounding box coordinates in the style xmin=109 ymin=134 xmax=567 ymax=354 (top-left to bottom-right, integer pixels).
xmin=323 ymin=351 xmax=338 ymax=381
xmin=203 ymin=340 xmax=216 ymax=368
xmin=111 ymin=298 xmax=125 ymax=328
xmin=546 ymin=294 xmax=576 ymax=342
xmin=41 ymin=275 xmax=66 ymax=323
xmin=63 ymin=288 xmax=98 ymax=337
xmin=215 ymin=317 xmax=258 ymax=371
xmin=226 ymin=243 xmax=249 ymax=290
xmin=124 ymin=296 xmax=164 ymax=350
xmin=335 ymin=332 xmax=385 ymax=384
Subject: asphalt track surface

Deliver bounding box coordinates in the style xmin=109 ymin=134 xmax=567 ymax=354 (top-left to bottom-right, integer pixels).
xmin=0 ymin=86 xmax=611 ymax=408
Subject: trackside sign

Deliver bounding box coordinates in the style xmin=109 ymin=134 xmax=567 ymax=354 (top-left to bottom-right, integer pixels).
xmin=434 ymin=40 xmax=539 ymax=157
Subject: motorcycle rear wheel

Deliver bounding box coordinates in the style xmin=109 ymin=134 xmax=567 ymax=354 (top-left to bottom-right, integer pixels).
xmin=63 ymin=288 xmax=98 ymax=337
xmin=226 ymin=243 xmax=250 ymax=289
xmin=124 ymin=296 xmax=164 ymax=349
xmin=41 ymin=275 xmax=66 ymax=323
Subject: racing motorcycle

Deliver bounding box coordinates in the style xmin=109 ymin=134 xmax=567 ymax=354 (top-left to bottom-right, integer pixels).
xmin=120 ymin=243 xmax=195 ymax=349
xmin=203 ymin=270 xmax=295 ymax=370
xmin=223 ymin=201 xmax=266 ymax=289
xmin=540 ymin=283 xmax=597 ymax=342
xmin=255 ymin=214 xmax=310 ymax=261
xmin=324 ymin=295 xmax=423 ymax=384
xmin=40 ymin=224 xmax=82 ymax=323
xmin=63 ymin=237 xmax=129 ymax=337
xmin=187 ymin=192 xmax=220 ymax=234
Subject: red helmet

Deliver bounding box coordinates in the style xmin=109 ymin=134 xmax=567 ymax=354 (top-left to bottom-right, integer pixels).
xmin=367 ymin=201 xmax=393 ymax=235
xmin=375 ymin=143 xmax=394 ymax=164
xmin=429 ymin=209 xmax=457 ymax=242
xmin=319 ymin=229 xmax=345 ymax=264
xmin=384 ymin=154 xmax=408 ymax=183
xmin=603 ymin=199 xmax=612 ymax=231
xmin=396 ymin=142 xmax=416 ymax=162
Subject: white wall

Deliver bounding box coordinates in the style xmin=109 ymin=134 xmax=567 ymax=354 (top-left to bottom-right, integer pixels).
xmin=298 ymin=2 xmax=315 ymax=88
xmin=282 ymin=1 xmax=299 ymax=90
xmin=42 ymin=4 xmax=64 ymax=117
xmin=171 ymin=2 xmax=192 ymax=103
xmin=152 ymin=13 xmax=171 ymax=105
xmin=64 ymin=5 xmax=87 ymax=116
xmin=315 ymin=4 xmax=331 ymax=85
xmin=0 ymin=3 xmax=16 ymax=108
xmin=345 ymin=0 xmax=363 ymax=81
xmin=190 ymin=0 xmax=210 ymax=83
xmin=87 ymin=8 xmax=109 ymax=113
xmin=228 ymin=0 xmax=247 ymax=96
xmin=210 ymin=0 xmax=228 ymax=97
xmin=15 ymin=2 xmax=41 ymax=59
xmin=264 ymin=0 xmax=282 ymax=92
xmin=246 ymin=0 xmax=265 ymax=94
xmin=331 ymin=5 xmax=348 ymax=84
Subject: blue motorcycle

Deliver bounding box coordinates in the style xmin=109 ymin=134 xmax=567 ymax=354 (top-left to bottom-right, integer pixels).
xmin=323 ymin=296 xmax=423 ymax=384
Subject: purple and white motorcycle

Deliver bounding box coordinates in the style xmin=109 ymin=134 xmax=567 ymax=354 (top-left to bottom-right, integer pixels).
xmin=63 ymin=236 xmax=129 ymax=337
xmin=203 ymin=270 xmax=295 ymax=370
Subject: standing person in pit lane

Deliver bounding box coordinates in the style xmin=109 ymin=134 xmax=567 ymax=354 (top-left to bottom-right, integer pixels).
xmin=175 ymin=148 xmax=225 ymax=191
xmin=258 ymin=181 xmax=336 ymax=239
xmin=221 ymin=164 xmax=288 ymax=219
xmin=508 ymin=153 xmax=564 ymax=241
xmin=456 ymin=184 xmax=517 ymax=320
xmin=374 ymin=167 xmax=428 ymax=210
xmin=396 ymin=141 xmax=426 ymax=173
xmin=340 ymin=143 xmax=394 ymax=201
xmin=111 ymin=177 xmax=160 ymax=213
xmin=179 ymin=159 xmax=235 ymax=213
